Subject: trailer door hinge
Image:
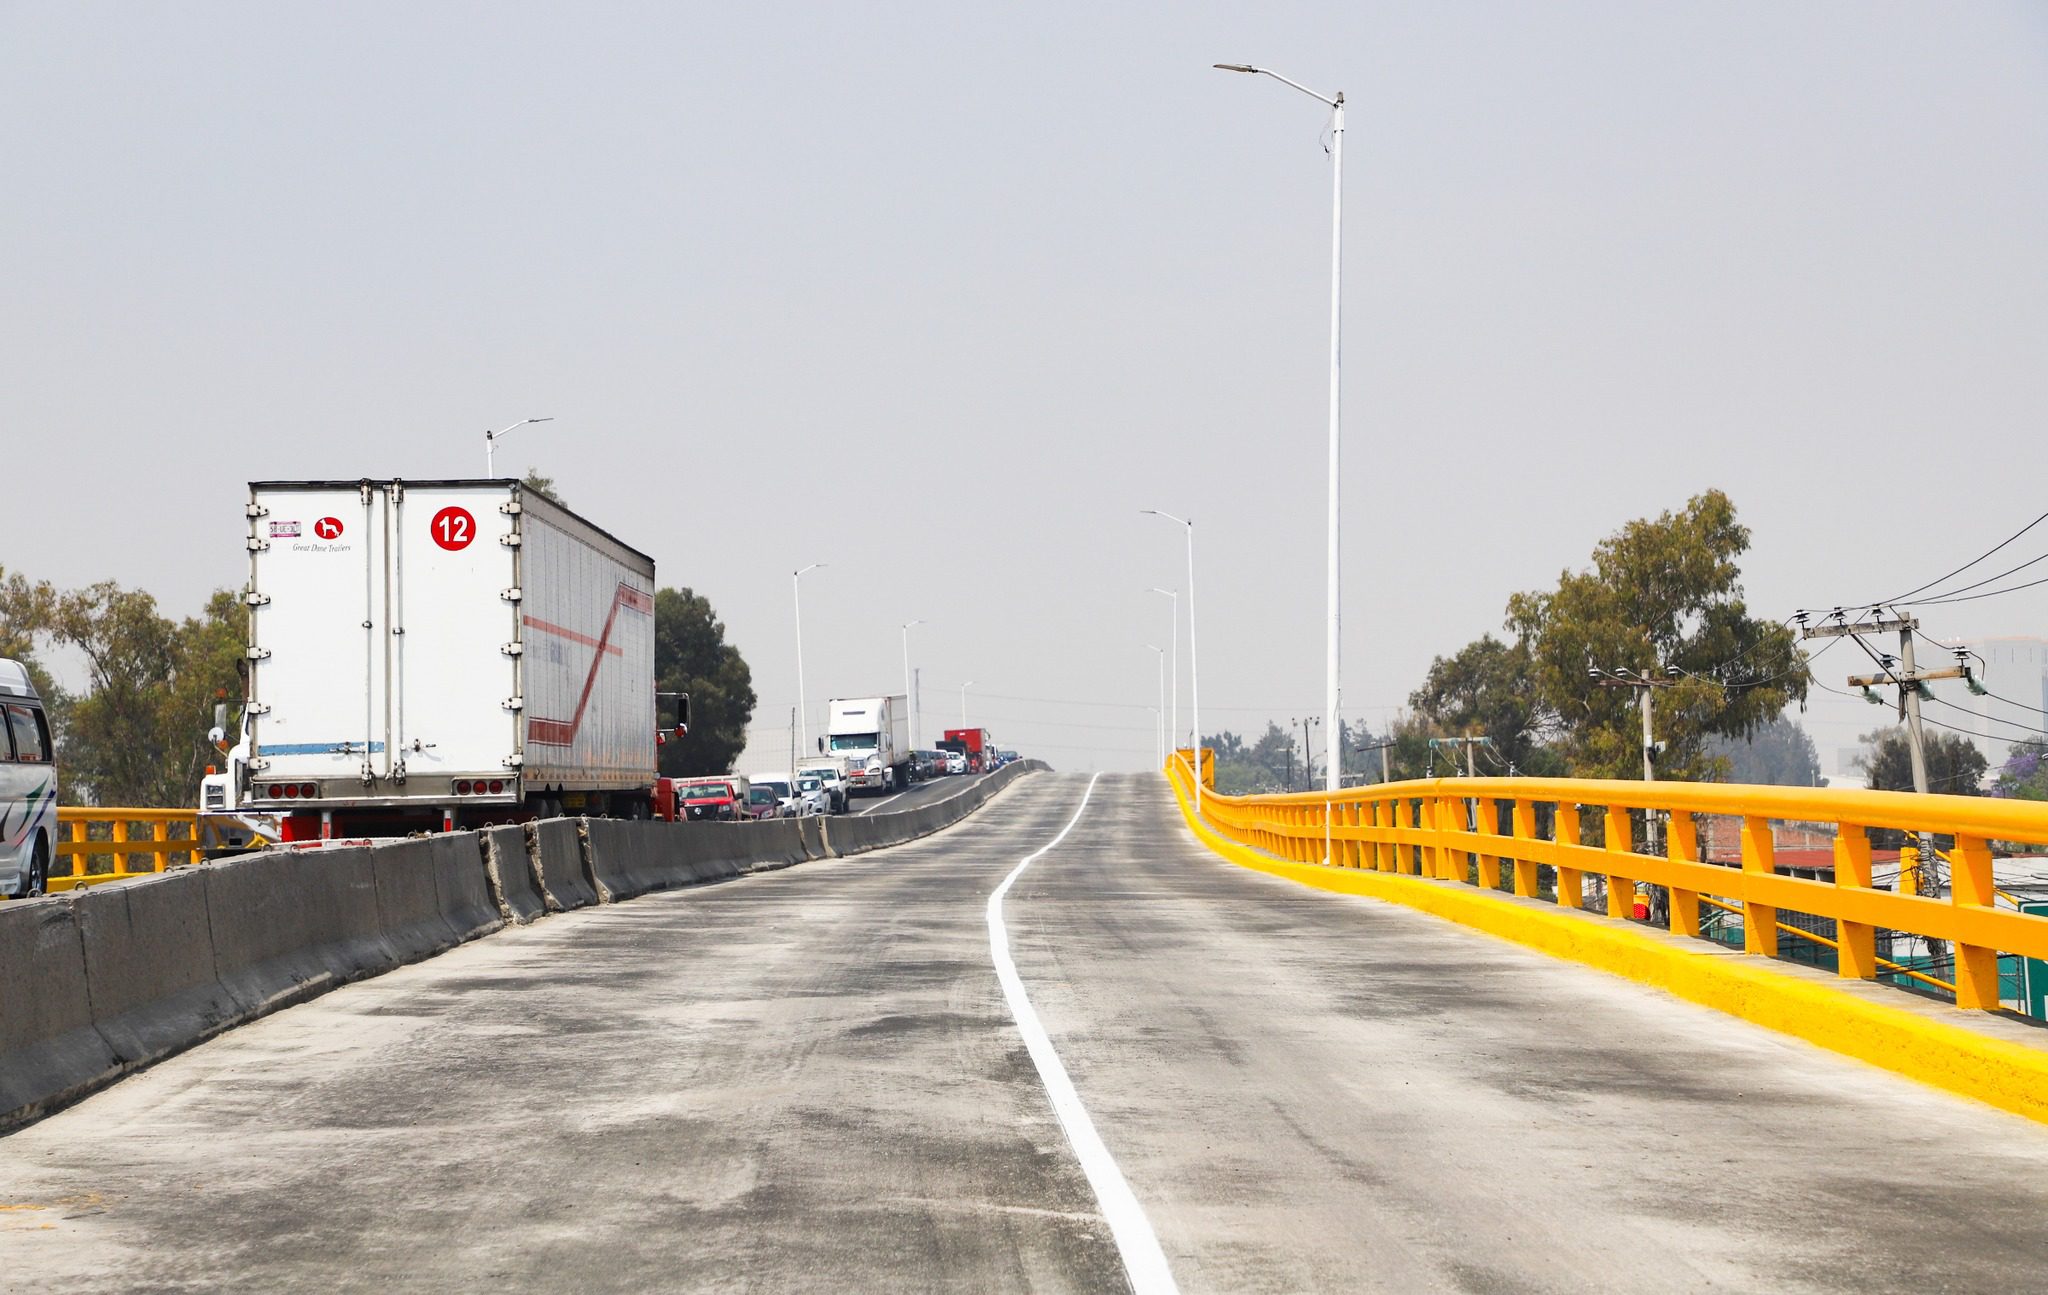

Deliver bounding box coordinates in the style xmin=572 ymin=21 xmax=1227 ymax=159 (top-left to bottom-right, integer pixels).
xmin=390 ymin=480 xmax=404 ymax=503
xmin=245 ymin=702 xmax=271 ymax=716
xmin=503 ymin=753 xmax=525 ymax=769
xmin=501 ymin=587 xmax=523 ymax=603
xmin=246 ymin=537 xmax=270 ymax=552
xmin=247 ymin=757 xmax=270 ymax=773
xmin=501 ymin=642 xmax=524 ymax=657
xmin=244 ymin=646 xmax=272 ymax=661
xmin=499 ymin=533 xmax=522 ymax=548
xmin=245 ymin=502 xmax=270 ymax=519
xmin=244 ymin=591 xmax=271 ymax=607
xmin=500 ymin=500 xmax=523 ymax=516
xmin=503 ymin=696 xmax=524 ymax=712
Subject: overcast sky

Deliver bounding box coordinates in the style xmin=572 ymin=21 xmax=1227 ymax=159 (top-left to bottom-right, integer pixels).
xmin=4 ymin=2 xmax=2045 ymax=774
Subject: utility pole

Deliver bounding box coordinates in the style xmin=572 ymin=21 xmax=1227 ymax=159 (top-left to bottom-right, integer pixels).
xmin=1799 ymin=609 xmax=1977 ymax=897
xmin=1426 ymin=735 xmax=1492 ymax=776
xmin=1591 ymin=667 xmax=1674 ymax=859
xmin=1356 ymin=737 xmax=1394 ymax=784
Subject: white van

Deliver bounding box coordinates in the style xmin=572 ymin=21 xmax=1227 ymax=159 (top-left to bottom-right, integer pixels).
xmin=0 ymin=660 xmax=56 ymax=898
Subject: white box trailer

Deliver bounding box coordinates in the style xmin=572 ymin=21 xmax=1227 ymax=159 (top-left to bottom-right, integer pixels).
xmin=219 ymin=479 xmax=657 ymax=839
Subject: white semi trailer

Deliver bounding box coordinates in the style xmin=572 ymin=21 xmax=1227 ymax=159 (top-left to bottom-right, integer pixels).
xmin=822 ymin=695 xmax=911 ymax=795
xmin=201 ymin=479 xmax=659 ymax=842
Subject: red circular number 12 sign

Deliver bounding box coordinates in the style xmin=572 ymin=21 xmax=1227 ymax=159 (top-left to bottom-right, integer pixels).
xmin=430 ymin=506 xmax=476 ymax=551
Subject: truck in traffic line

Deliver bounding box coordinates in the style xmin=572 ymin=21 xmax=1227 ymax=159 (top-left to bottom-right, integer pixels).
xmin=200 ymin=479 xmax=662 ymax=843
xmin=940 ymin=727 xmax=996 ymax=774
xmin=822 ymin=695 xmax=911 ymax=795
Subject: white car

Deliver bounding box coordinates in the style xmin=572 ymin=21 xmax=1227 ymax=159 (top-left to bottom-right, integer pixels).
xmin=0 ymin=659 xmax=57 ymax=898
xmin=794 ymin=775 xmax=832 ymax=817
xmin=795 ymin=761 xmax=851 ymax=814
xmin=945 ymin=750 xmax=967 ymax=775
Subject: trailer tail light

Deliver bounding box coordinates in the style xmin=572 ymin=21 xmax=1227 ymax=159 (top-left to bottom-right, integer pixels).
xmin=282 ymin=784 xmax=299 ymax=798
xmin=488 ymin=779 xmax=504 ymax=794
xmin=300 ymin=783 xmax=317 ymax=799
xmin=268 ymin=784 xmax=284 ymax=799
xmin=456 ymin=780 xmax=473 ymax=795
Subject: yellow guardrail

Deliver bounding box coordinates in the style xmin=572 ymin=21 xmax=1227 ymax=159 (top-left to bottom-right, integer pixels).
xmin=51 ymin=808 xmax=204 ymax=892
xmin=1167 ymin=756 xmax=2048 ymax=1012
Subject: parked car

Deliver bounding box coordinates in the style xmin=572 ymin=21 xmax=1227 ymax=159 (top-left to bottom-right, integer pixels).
xmin=997 ymin=750 xmax=1019 ymax=767
xmin=945 ymin=750 xmax=968 ymax=775
xmin=794 ymin=775 xmax=832 ymax=817
xmin=0 ymin=659 xmax=55 ymax=899
xmin=674 ymin=777 xmax=741 ymax=821
xmin=742 ymin=785 xmax=784 ymax=820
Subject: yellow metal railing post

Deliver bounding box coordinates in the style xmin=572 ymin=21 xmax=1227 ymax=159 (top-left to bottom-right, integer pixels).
xmin=1741 ymin=815 xmax=1778 ymax=956
xmin=1471 ymin=797 xmax=1495 ymax=889
xmin=152 ymin=817 xmax=170 ymax=873
xmin=1834 ymin=827 xmax=1877 ymax=980
xmin=1951 ymin=833 xmax=2000 ymax=1009
xmin=1603 ymin=805 xmax=1635 ymax=919
xmin=1667 ymin=813 xmax=1700 ymax=938
xmin=1555 ymin=803 xmax=1584 ymax=909
xmin=1511 ymin=799 xmax=1539 ymax=897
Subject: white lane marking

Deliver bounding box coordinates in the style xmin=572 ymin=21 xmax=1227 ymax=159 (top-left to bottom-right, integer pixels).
xmin=858 ymin=790 xmax=909 ymax=814
xmin=986 ymin=773 xmax=1178 ymax=1294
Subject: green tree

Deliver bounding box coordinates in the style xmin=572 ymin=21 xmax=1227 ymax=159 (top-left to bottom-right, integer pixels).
xmin=1705 ymin=713 xmax=1821 ymax=786
xmin=1407 ymin=635 xmax=1566 ymax=777
xmin=1857 ymin=727 xmax=1988 ymax=795
xmin=1505 ymin=490 xmax=1806 ymax=780
xmin=1 ymin=573 xmax=246 ymax=806
xmin=654 ymin=587 xmax=755 ymax=777
xmin=521 ymin=470 xmax=562 ymax=504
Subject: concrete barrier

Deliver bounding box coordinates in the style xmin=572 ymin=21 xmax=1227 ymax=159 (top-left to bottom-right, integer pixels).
xmin=530 ymin=819 xmax=597 ymax=912
xmin=432 ymin=833 xmax=504 ymax=944
xmin=0 ymin=899 xmax=120 ymax=1128
xmin=205 ymin=847 xmax=395 ymax=1015
xmin=370 ymin=838 xmax=468 ymax=964
xmin=71 ymin=869 xmax=238 ymax=1069
xmin=481 ymin=824 xmax=546 ymax=924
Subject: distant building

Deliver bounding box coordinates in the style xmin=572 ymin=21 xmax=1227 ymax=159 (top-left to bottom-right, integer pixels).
xmin=1925 ymin=635 xmax=2048 ymax=773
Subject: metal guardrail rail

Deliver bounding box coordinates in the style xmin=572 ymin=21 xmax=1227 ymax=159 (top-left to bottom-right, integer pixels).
xmin=50 ymin=808 xmax=204 ymax=891
xmin=1168 ymin=756 xmax=2048 ymax=1012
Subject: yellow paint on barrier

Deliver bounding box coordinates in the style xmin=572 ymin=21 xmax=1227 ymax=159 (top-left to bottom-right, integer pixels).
xmin=1164 ymin=767 xmax=2048 ymax=1128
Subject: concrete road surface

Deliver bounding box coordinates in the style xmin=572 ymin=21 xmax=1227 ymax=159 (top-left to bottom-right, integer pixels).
xmin=7 ymin=772 xmax=2048 ymax=1292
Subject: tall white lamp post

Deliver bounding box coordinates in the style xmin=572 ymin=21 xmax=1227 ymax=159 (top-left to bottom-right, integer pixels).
xmin=1146 ymin=644 xmax=1168 ymax=767
xmin=1142 ymin=510 xmax=1200 ymax=810
xmin=1215 ymin=61 xmax=1346 ymax=800
xmin=1148 ymin=587 xmax=1179 ymax=751
xmin=793 ymin=563 xmax=826 ymax=760
xmin=960 ymin=680 xmax=974 ymax=730
xmin=484 ymin=417 xmax=555 ymax=477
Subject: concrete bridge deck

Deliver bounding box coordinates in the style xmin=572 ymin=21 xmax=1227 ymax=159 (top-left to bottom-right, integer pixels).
xmin=6 ymin=772 xmax=2048 ymax=1292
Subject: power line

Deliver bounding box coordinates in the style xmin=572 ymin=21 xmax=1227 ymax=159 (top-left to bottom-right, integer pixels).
xmin=1901 ymin=569 xmax=2048 ymax=608
xmin=1881 ymin=506 xmax=2048 ymax=603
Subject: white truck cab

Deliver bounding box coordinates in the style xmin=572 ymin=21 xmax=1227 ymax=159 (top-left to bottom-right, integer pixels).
xmin=822 ymin=696 xmax=910 ymax=796
xmin=0 ymin=659 xmax=57 ymax=898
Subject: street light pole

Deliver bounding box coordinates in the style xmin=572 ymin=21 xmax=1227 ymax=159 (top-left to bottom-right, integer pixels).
xmin=793 ymin=563 xmax=826 ymax=763
xmin=1146 ymin=644 xmax=1168 ymax=767
xmin=900 ymin=619 xmax=925 ymax=748
xmin=1148 ymin=587 xmax=1179 ymax=750
xmin=1143 ymin=510 xmax=1200 ymax=811
xmin=1214 ymin=62 xmax=1346 ymax=801
xmin=484 ymin=417 xmax=555 ymax=477
xmin=960 ymin=680 xmax=974 ymax=730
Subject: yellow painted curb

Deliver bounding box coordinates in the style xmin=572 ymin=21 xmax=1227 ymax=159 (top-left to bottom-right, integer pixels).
xmin=1167 ymin=774 xmax=2048 ymax=1127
